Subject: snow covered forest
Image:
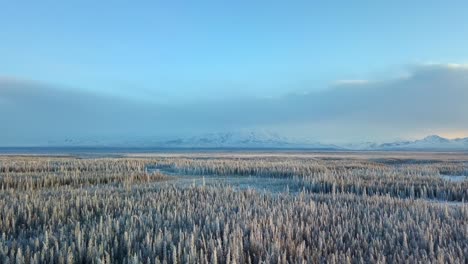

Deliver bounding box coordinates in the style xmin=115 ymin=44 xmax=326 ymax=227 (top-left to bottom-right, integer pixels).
xmin=0 ymin=153 xmax=467 ymax=263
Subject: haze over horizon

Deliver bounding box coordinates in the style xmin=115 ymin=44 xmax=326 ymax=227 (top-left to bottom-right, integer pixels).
xmin=2 ymin=1 xmax=468 ymax=146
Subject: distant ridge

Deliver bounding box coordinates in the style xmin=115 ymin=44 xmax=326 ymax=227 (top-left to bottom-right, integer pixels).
xmin=158 ymin=131 xmax=340 ymax=149
xmin=45 ymin=132 xmax=468 ymax=151
xmin=373 ymin=135 xmax=468 ymax=151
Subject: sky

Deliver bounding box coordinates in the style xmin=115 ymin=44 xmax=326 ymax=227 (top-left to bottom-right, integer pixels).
xmin=1 ymin=1 xmax=468 ymax=145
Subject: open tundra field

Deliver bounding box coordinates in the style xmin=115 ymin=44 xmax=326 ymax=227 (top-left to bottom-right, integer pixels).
xmin=0 ymin=152 xmax=467 ymax=263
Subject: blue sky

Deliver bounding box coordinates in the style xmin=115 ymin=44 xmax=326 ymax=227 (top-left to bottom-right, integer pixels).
xmin=3 ymin=1 xmax=468 ymax=99
xmin=1 ymin=1 xmax=468 ymax=144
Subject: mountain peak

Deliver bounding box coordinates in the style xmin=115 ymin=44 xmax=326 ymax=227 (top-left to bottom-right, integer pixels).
xmin=49 ymin=132 xmax=468 ymax=151
xmin=160 ymin=130 xmax=338 ymax=149
xmin=421 ymin=135 xmax=449 ymax=142
xmin=376 ymin=134 xmax=468 ymax=150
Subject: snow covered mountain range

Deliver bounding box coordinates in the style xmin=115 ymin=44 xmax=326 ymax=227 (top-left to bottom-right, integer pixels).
xmin=52 ymin=131 xmax=338 ymax=149
xmin=52 ymin=132 xmax=468 ymax=151
xmin=372 ymin=135 xmax=468 ymax=151
xmin=160 ymin=131 xmax=338 ymax=149
xmin=160 ymin=133 xmax=468 ymax=150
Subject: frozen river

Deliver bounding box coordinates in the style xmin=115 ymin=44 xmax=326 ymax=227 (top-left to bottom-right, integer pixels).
xmin=146 ymin=167 xmax=304 ymax=193
xmin=440 ymin=174 xmax=467 ymax=182
xmin=146 ymin=166 xmax=467 ymax=205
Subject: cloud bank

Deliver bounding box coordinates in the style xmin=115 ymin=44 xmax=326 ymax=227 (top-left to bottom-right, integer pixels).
xmin=1 ymin=64 xmax=468 ymax=145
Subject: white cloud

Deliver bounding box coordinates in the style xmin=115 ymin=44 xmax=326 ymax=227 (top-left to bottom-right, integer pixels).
xmin=422 ymin=62 xmax=468 ymax=70
xmin=334 ymin=79 xmax=371 ymax=85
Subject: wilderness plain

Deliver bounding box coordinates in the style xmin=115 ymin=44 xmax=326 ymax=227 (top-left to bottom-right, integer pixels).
xmin=4 ymin=1 xmax=468 ymax=264
xmin=0 ymin=151 xmax=467 ymax=263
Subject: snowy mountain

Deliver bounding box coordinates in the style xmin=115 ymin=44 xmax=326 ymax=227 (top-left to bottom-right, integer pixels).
xmin=340 ymin=142 xmax=381 ymax=150
xmin=374 ymin=135 xmax=468 ymax=150
xmin=48 ymin=133 xmax=468 ymax=151
xmin=159 ymin=131 xmax=340 ymax=149
xmin=50 ymin=131 xmax=340 ymax=149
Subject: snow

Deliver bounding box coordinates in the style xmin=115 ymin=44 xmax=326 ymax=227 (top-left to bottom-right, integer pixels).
xmin=371 ymin=135 xmax=468 ymax=151
xmin=440 ymin=175 xmax=467 ymax=182
xmin=146 ymin=167 xmax=303 ymax=193
xmin=49 ymin=132 xmax=468 ymax=151
xmin=159 ymin=130 xmax=340 ymax=149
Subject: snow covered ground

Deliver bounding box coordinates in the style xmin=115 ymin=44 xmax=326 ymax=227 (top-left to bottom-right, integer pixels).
xmin=147 ymin=166 xmax=467 ymax=206
xmin=440 ymin=175 xmax=467 ymax=182
xmin=146 ymin=167 xmax=304 ymax=193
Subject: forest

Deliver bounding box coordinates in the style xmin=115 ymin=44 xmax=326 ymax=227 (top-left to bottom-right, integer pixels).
xmin=0 ymin=152 xmax=467 ymax=263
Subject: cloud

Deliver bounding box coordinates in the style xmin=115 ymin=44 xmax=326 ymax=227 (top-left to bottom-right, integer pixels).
xmin=422 ymin=62 xmax=468 ymax=70
xmin=1 ymin=63 xmax=468 ymax=145
xmin=333 ymin=79 xmax=371 ymax=85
